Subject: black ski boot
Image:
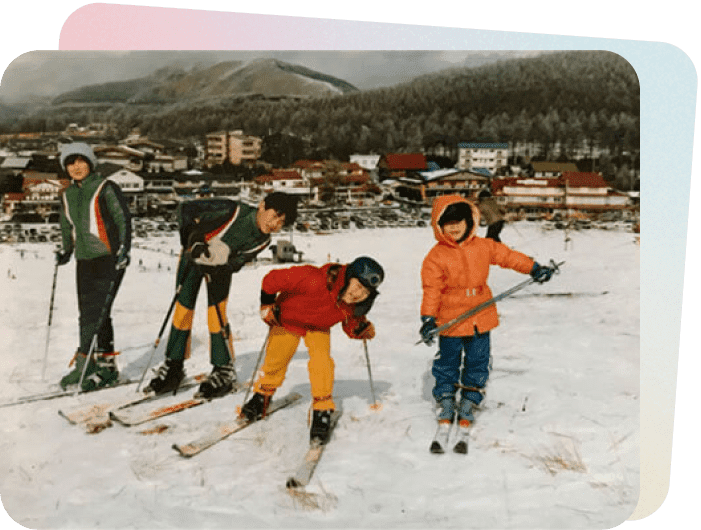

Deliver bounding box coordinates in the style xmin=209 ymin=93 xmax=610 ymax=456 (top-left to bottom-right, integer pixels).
xmin=145 ymin=358 xmax=185 ymax=394
xmin=197 ymin=361 xmax=237 ymax=399
xmin=310 ymin=409 xmax=333 ymax=445
xmin=240 ymin=392 xmax=271 ymax=421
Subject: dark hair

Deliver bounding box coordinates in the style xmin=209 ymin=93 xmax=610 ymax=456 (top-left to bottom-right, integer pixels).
xmin=63 ymin=154 xmax=93 ymax=173
xmin=438 ymin=202 xmax=474 ymax=242
xmin=438 ymin=202 xmax=472 ymax=227
xmin=263 ymin=192 xmax=299 ymax=227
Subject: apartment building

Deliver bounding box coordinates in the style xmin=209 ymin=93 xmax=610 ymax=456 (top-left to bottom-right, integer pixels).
xmin=205 ymin=130 xmax=262 ymax=167
xmin=457 ymin=142 xmax=509 ymax=173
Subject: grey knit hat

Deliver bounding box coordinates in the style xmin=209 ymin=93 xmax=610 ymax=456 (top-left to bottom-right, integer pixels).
xmin=60 ymin=142 xmax=98 ymax=172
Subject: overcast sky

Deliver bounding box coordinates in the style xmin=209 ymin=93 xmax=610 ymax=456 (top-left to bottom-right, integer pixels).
xmin=0 ymin=50 xmax=543 ymax=102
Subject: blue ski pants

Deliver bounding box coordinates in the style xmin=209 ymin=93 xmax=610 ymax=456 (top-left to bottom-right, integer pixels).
xmin=432 ymin=332 xmax=491 ymax=408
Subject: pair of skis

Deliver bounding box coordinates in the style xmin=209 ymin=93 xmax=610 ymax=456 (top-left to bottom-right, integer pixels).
xmin=430 ymin=421 xmax=470 ymax=455
xmin=60 ymin=384 xmax=338 ymax=488
xmin=0 ymin=377 xmax=138 ymax=409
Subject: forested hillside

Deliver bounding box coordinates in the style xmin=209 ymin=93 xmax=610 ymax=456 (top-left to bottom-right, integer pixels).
xmin=3 ymin=51 xmax=639 ymax=163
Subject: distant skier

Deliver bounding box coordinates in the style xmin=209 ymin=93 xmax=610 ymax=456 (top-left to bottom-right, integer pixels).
xmin=240 ymin=256 xmax=383 ymax=444
xmin=144 ymin=192 xmax=299 ymax=399
xmin=419 ymin=195 xmax=554 ymax=447
xmin=55 ymin=142 xmax=132 ymax=391
xmin=475 ymin=189 xmax=506 ymax=242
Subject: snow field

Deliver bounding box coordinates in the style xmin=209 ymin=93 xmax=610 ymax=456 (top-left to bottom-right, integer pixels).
xmin=0 ymin=223 xmax=639 ymax=528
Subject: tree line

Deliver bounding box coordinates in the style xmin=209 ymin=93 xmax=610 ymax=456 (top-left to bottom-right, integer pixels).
xmin=3 ymin=51 xmax=639 ymax=171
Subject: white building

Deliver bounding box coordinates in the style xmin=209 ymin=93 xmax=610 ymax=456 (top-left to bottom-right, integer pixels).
xmin=350 ymin=154 xmax=381 ymax=171
xmin=457 ymin=143 xmax=509 ymax=173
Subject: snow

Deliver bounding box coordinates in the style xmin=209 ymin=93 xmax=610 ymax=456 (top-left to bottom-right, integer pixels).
xmin=0 ymin=222 xmax=639 ymax=528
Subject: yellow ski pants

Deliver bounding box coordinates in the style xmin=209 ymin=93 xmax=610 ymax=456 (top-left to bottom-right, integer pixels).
xmin=253 ymin=325 xmax=335 ymax=411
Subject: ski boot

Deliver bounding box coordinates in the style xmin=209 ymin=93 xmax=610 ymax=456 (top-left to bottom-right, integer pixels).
xmin=59 ymin=351 xmax=96 ymax=390
xmin=145 ymin=357 xmax=185 ymax=394
xmin=436 ymin=395 xmax=457 ymax=423
xmin=81 ymin=352 xmax=120 ymax=391
xmin=240 ymin=392 xmax=271 ymax=421
xmin=454 ymin=399 xmax=476 ymax=454
xmin=197 ymin=361 xmax=237 ymax=399
xmin=310 ymin=409 xmax=333 ymax=445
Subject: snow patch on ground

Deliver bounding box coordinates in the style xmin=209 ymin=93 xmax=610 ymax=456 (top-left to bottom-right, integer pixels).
xmin=0 ymin=223 xmax=639 ymax=528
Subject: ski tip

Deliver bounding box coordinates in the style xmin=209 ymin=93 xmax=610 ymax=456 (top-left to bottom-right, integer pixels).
xmin=369 ymin=402 xmax=383 ymax=412
xmin=172 ymin=443 xmax=192 ymax=458
xmin=286 ymin=478 xmax=302 ymax=489
xmin=453 ymin=441 xmax=468 ymax=454
xmin=430 ymin=441 xmax=445 ymax=454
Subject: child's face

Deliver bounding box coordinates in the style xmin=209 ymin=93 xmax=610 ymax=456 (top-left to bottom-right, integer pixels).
xmin=256 ymin=203 xmax=286 ymax=234
xmin=442 ymin=219 xmax=468 ymax=242
xmin=341 ymin=277 xmax=371 ymax=305
xmin=66 ymin=157 xmax=91 ymax=181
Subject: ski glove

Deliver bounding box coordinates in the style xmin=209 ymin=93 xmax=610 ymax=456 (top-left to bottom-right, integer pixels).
xmin=260 ymin=304 xmax=281 ymax=327
xmin=353 ymin=320 xmax=376 ymax=340
xmin=419 ymin=316 xmax=438 ymax=346
xmin=530 ymin=262 xmax=554 ymax=283
xmin=115 ymin=246 xmax=130 ymax=270
xmin=55 ymin=249 xmax=71 ymax=266
xmin=191 ymin=238 xmax=231 ymax=274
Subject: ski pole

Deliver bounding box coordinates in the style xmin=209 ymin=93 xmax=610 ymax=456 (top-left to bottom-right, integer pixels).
xmin=75 ymin=268 xmax=126 ymax=394
xmin=135 ymin=259 xmax=193 ymax=392
xmin=362 ymin=338 xmax=381 ymax=411
xmin=237 ymin=328 xmax=271 ymax=415
xmin=416 ymin=260 xmax=564 ymax=345
xmin=41 ymin=261 xmax=60 ymax=380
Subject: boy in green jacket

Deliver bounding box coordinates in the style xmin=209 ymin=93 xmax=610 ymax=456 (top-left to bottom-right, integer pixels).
xmin=56 ymin=142 xmax=132 ymax=391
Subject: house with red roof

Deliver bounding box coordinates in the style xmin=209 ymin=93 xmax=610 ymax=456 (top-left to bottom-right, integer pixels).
xmin=378 ymin=153 xmax=427 ymax=181
xmin=494 ymin=171 xmax=631 ymax=218
xmin=255 ymin=168 xmax=310 ymax=198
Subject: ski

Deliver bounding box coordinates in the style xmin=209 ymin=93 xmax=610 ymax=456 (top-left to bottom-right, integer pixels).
xmin=453 ymin=424 xmax=470 ymax=455
xmin=286 ymin=410 xmax=343 ymax=489
xmin=109 ymin=380 xmax=248 ymax=427
xmin=0 ymin=377 xmax=137 ymax=409
xmin=58 ymin=372 xmax=208 ymax=428
xmin=429 ymin=420 xmax=453 ymax=454
xmin=172 ymin=392 xmax=303 ymax=458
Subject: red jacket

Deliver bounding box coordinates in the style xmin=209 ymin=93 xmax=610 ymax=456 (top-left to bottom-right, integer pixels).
xmin=262 ymin=263 xmax=369 ymax=337
xmin=421 ymin=195 xmax=534 ymax=336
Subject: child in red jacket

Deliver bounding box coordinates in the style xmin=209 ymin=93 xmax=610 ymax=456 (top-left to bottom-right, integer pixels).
xmin=419 ymin=195 xmax=554 ymax=446
xmin=241 ymin=256 xmax=384 ymax=444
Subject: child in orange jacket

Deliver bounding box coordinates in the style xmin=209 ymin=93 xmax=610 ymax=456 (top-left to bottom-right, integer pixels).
xmin=419 ymin=195 xmax=553 ymax=432
xmin=241 ymin=256 xmax=384 ymax=444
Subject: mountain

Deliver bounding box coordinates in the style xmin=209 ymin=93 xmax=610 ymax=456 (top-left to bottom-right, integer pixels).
xmin=50 ymin=59 xmax=359 ymax=106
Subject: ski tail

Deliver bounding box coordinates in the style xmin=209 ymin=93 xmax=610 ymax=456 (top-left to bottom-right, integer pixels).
xmin=286 ymin=410 xmax=342 ymax=489
xmin=172 ymin=392 xmax=302 ymax=458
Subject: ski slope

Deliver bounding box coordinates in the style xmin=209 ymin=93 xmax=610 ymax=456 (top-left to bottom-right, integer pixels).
xmin=0 ymin=222 xmax=639 ymax=528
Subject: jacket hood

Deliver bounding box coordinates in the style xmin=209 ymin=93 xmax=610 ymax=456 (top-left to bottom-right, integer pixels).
xmin=60 ymin=142 xmax=98 ymax=172
xmin=430 ymin=194 xmax=480 ymax=246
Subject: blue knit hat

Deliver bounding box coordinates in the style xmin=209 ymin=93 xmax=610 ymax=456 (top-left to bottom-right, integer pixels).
xmin=60 ymin=142 xmax=97 ymax=172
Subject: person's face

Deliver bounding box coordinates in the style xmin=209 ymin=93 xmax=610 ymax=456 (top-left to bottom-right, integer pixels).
xmin=442 ymin=219 xmax=468 ymax=242
xmin=341 ymin=277 xmax=371 ymax=305
xmin=66 ymin=156 xmax=91 ymax=181
xmin=256 ymin=202 xmax=286 ymax=234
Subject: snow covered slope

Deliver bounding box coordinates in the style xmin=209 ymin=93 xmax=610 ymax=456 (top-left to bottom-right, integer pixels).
xmin=0 ymin=222 xmax=639 ymax=528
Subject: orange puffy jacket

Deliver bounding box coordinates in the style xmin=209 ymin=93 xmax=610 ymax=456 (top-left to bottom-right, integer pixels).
xmin=420 ymin=195 xmax=534 ymax=336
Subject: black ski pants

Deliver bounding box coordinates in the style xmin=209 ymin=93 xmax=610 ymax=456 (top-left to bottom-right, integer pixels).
xmin=76 ymin=255 xmax=123 ymax=354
